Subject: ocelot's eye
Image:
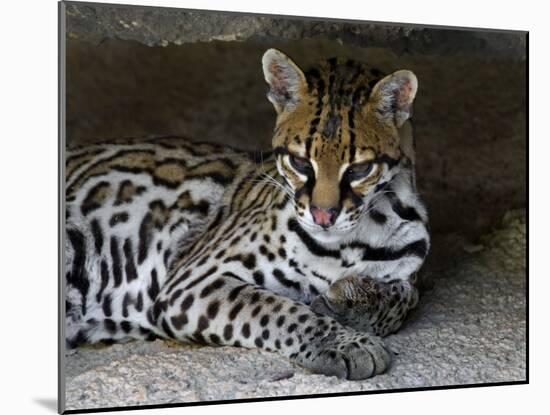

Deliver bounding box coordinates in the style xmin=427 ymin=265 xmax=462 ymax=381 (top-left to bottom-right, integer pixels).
xmin=288 ymin=154 xmax=313 ymax=174
xmin=346 ymin=162 xmax=374 ymax=180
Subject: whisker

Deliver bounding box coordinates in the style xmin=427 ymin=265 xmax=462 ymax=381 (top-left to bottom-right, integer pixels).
xmin=248 ymin=171 xmax=298 ymax=210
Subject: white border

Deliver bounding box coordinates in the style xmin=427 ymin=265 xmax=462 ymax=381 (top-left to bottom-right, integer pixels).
xmin=1 ymin=0 xmax=543 ymax=414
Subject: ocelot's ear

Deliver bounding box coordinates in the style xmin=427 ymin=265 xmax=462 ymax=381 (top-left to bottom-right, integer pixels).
xmin=368 ymin=70 xmax=418 ymax=128
xmin=262 ymin=49 xmax=307 ymax=114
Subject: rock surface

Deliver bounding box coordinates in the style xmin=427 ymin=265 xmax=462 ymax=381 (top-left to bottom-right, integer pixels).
xmin=64 ymin=211 xmax=526 ymax=411
xmin=63 ymin=2 xmax=525 ymax=60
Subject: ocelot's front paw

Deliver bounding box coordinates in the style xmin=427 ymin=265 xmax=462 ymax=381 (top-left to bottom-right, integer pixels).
xmin=310 ymin=275 xmax=385 ymax=334
xmin=295 ymin=328 xmax=392 ymax=380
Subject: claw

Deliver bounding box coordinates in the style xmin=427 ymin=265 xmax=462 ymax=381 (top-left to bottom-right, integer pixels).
xmin=310 ymin=295 xmax=337 ymax=316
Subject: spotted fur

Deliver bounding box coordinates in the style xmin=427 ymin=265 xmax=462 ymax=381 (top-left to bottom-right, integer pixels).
xmin=65 ymin=49 xmax=430 ymax=380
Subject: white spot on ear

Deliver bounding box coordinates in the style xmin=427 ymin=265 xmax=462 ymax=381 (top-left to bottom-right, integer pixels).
xmin=370 ymin=70 xmax=418 ymax=127
xmin=262 ymin=49 xmax=307 ymax=113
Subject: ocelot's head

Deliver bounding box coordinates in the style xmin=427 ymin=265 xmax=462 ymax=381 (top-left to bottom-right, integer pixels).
xmin=262 ymin=49 xmax=418 ymax=244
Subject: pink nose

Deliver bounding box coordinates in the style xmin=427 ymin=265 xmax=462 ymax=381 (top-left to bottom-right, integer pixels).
xmin=310 ymin=206 xmax=339 ymax=228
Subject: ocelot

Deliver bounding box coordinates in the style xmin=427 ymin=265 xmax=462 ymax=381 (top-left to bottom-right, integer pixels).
xmin=65 ymin=49 xmax=430 ymax=380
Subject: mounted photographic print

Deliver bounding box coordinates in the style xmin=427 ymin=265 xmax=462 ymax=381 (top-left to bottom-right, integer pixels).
xmin=58 ymin=1 xmax=527 ymax=413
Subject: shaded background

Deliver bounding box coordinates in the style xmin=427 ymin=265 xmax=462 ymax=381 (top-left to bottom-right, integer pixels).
xmin=65 ymin=3 xmax=526 ymax=245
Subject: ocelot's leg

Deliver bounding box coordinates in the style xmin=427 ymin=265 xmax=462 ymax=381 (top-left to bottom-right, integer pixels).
xmin=310 ymin=275 xmax=420 ymax=337
xmin=151 ymin=274 xmax=392 ymax=380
